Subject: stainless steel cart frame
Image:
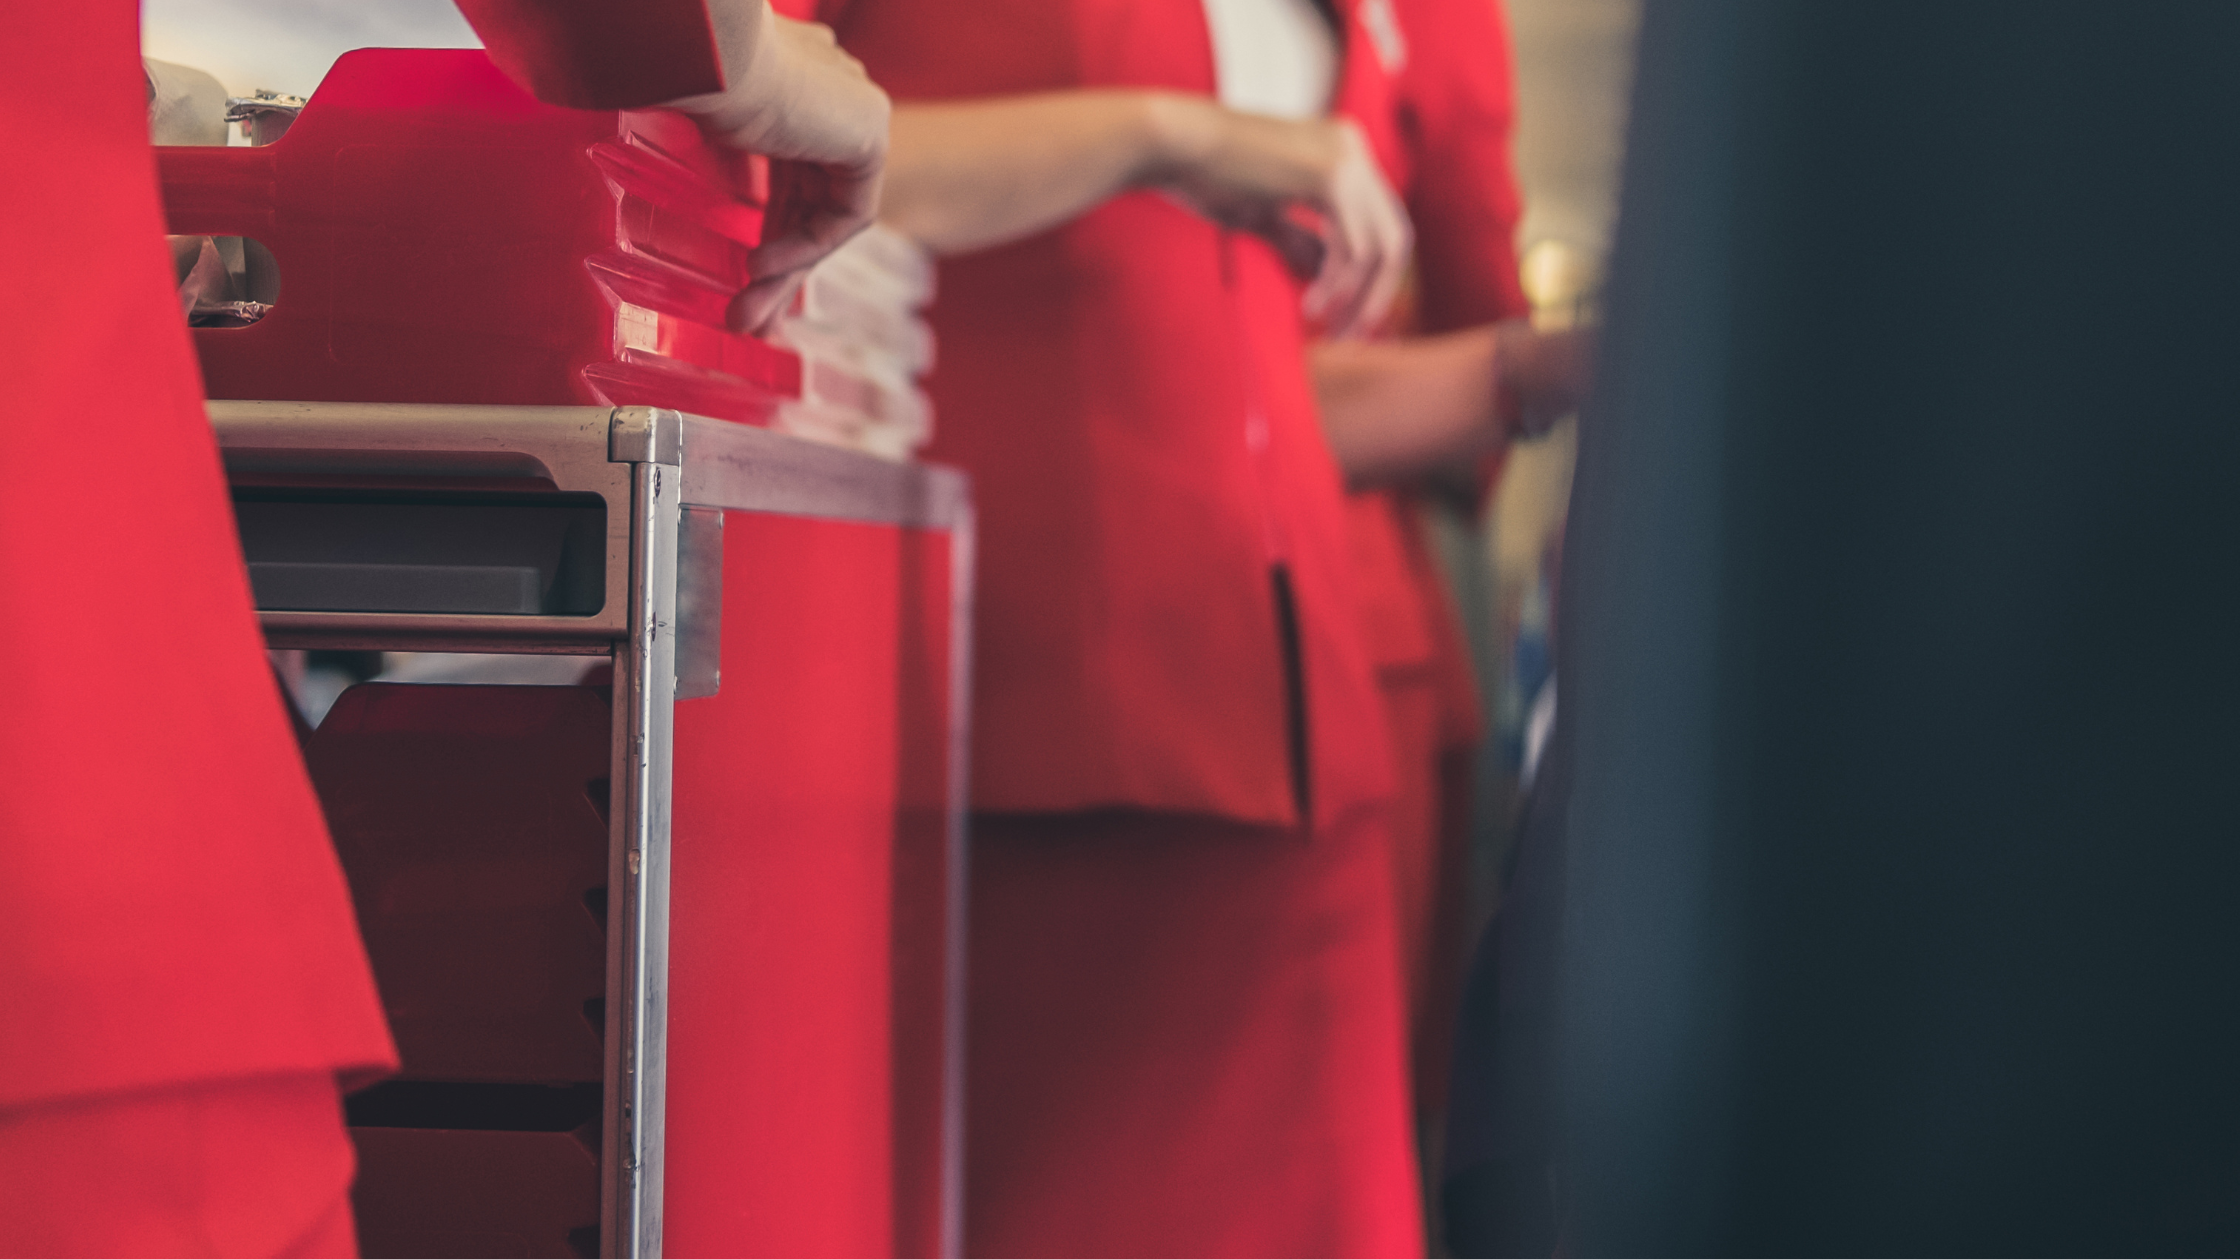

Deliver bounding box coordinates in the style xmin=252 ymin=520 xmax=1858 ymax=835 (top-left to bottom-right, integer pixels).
xmin=213 ymin=401 xmax=973 ymax=1257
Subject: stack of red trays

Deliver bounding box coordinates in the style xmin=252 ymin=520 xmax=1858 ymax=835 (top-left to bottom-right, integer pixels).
xmin=158 ymin=48 xmax=803 ymax=425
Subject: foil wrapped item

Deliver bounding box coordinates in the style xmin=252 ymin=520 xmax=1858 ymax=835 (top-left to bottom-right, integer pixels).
xmin=226 ymin=90 xmax=307 ymax=146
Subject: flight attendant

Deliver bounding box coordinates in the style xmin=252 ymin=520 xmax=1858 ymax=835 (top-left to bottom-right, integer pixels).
xmin=1311 ymin=0 xmax=1591 ymax=1136
xmin=802 ymin=0 xmax=1423 ymax=1252
xmin=0 ymin=4 xmax=882 ymax=1254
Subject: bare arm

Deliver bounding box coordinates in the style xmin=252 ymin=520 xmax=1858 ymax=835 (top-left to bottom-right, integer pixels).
xmin=882 ymin=92 xmax=1412 ymax=336
xmin=1317 ymin=327 xmax=1506 ymax=489
xmin=1315 ymin=320 xmax=1592 ymax=488
xmin=881 ymin=93 xmax=1170 ymax=255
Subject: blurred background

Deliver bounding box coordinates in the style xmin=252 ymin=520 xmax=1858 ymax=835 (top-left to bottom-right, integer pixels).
xmin=1434 ymin=0 xmax=1637 ymax=923
xmin=142 ymin=0 xmax=478 ymax=99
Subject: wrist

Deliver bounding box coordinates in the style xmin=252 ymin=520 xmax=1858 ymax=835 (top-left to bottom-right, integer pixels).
xmin=1490 ymin=320 xmax=1532 ymax=439
xmin=713 ymin=0 xmax=772 ymax=94
xmin=1136 ymin=91 xmax=1221 ymax=188
xmin=673 ymin=2 xmax=782 ymax=128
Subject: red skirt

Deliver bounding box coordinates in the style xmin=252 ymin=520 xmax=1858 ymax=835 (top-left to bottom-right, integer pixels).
xmin=1378 ymin=675 xmax=1481 ymax=1123
xmin=965 ymin=807 xmax=1423 ymax=1258
xmin=0 ymin=1072 xmax=360 ymax=1258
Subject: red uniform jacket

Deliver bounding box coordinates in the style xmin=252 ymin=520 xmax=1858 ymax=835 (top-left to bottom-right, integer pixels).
xmin=0 ymin=0 xmax=724 ymax=1110
xmin=1339 ymin=0 xmax=1531 ymax=716
xmin=826 ymin=0 xmax=1400 ymax=830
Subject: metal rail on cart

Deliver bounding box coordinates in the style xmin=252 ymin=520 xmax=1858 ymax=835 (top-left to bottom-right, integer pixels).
xmin=211 ymin=401 xmax=973 ymax=1258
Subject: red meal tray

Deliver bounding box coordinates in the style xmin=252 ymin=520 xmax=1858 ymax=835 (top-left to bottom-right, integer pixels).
xmin=157 ymin=48 xmax=802 ymax=424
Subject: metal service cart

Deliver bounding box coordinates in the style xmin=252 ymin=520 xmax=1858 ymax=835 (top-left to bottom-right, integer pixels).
xmin=217 ymin=401 xmax=970 ymax=1258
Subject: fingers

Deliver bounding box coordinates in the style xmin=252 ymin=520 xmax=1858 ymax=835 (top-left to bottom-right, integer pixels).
xmin=1253 ymin=211 xmax=1328 ymax=283
xmin=1352 ymin=186 xmax=1412 ymax=334
xmin=1291 ymin=123 xmax=1410 ymax=338
xmin=1151 ymin=111 xmax=1408 ymax=330
xmin=1308 ymin=145 xmax=1412 ymax=338
xmin=735 ymin=162 xmax=883 ymax=334
xmin=669 ymin=11 xmax=888 ymax=336
xmin=750 ymin=162 xmax=882 ymax=271
xmin=1343 ymin=132 xmax=1412 ymax=334
xmin=729 ymin=270 xmax=809 ymax=336
xmin=1300 ymin=226 xmax=1363 ymax=329
xmin=1299 ymin=186 xmax=1363 ymax=324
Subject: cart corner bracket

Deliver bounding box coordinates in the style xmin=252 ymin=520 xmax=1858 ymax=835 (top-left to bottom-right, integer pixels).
xmin=609 ymin=408 xmax=685 ymax=466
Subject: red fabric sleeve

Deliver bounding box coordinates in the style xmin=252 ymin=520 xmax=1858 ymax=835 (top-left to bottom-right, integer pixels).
xmin=1392 ymin=0 xmax=1531 ymax=332
xmin=452 ymin=0 xmax=727 ymax=109
xmin=3 ymin=4 xmax=395 ymax=1107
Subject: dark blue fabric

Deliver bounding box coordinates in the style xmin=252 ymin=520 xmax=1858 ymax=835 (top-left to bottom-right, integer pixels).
xmin=1442 ymin=720 xmax=1567 ymax=1257
xmin=1444 ymin=0 xmax=2240 ymax=1252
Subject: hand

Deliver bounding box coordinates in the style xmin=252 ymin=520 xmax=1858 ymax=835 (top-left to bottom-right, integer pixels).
xmin=672 ymin=6 xmax=891 ymax=332
xmin=1148 ymin=98 xmax=1412 ymax=338
xmin=1495 ymin=321 xmax=1594 ymax=439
